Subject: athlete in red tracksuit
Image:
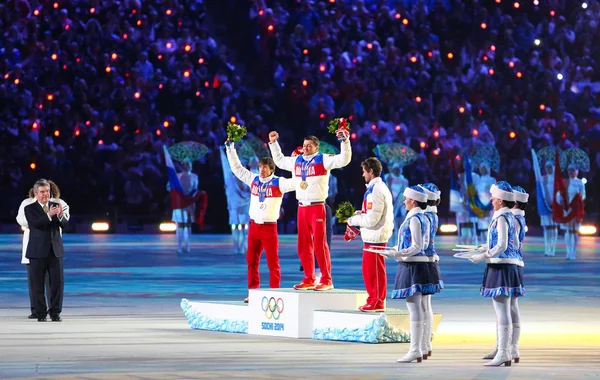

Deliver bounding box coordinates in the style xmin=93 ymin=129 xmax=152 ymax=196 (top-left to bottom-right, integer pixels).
xmin=269 ymin=131 xmax=351 ymax=291
xmin=347 ymin=157 xmax=394 ymax=311
xmin=226 ymin=142 xmax=295 ymax=301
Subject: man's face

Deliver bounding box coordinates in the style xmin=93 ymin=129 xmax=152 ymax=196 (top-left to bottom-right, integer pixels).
xmin=362 ymin=166 xmax=374 ymax=183
xmin=35 ymin=185 xmax=50 ymax=204
xmin=302 ymin=140 xmax=318 ymax=156
xmin=259 ymin=163 xmax=273 ymax=179
xmin=545 ymin=164 xmax=554 ymax=175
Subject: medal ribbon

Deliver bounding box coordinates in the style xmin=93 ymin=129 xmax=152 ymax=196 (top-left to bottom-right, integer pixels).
xmin=301 ymin=156 xmax=316 ymax=182
xmin=258 ymin=179 xmax=272 ymax=202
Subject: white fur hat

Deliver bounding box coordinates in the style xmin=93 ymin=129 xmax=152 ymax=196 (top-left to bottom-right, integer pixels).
xmin=403 ymin=186 xmax=428 ymax=203
xmin=490 ymin=181 xmax=515 ymax=202
xmin=512 ymin=186 xmax=529 ymax=203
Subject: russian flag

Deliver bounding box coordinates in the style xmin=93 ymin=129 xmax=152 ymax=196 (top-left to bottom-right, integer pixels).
xmin=163 ymin=145 xmax=201 ymax=210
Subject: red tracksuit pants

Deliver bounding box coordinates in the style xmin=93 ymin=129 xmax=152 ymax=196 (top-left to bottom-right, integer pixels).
xmin=298 ymin=204 xmax=331 ymax=285
xmin=363 ymin=242 xmax=387 ymax=307
xmin=247 ymin=221 xmax=281 ymax=289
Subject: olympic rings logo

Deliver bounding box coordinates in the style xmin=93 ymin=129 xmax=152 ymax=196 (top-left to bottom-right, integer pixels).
xmin=261 ymin=296 xmax=284 ymax=320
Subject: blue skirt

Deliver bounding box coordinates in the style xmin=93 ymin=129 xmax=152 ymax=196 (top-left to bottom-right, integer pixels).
xmin=392 ymin=262 xmax=443 ymax=299
xmin=481 ymin=264 xmax=525 ymax=297
xmin=433 ymin=261 xmax=445 ymax=292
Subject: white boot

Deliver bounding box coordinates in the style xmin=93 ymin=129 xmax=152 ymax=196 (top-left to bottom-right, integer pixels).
xmin=421 ymin=319 xmax=433 ymax=359
xmin=570 ymin=232 xmax=578 ymax=260
xmin=511 ymin=323 xmax=521 ymax=363
xmin=397 ymin=321 xmax=423 ymax=363
xmin=176 ymin=226 xmax=183 ymax=254
xmin=183 ymin=226 xmax=190 ymax=253
xmin=484 ymin=325 xmax=512 ymax=366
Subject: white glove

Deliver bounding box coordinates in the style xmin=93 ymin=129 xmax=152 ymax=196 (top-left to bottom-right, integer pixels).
xmin=470 ymin=253 xmax=487 ymax=264
xmin=377 ymin=246 xmax=399 ymax=260
xmin=336 ymin=128 xmax=350 ymax=141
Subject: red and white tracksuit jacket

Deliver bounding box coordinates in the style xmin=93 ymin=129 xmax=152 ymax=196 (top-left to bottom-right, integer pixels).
xmin=347 ymin=177 xmax=394 ymax=307
xmin=226 ymin=145 xmax=295 ymax=289
xmin=269 ymin=139 xmax=352 ymax=285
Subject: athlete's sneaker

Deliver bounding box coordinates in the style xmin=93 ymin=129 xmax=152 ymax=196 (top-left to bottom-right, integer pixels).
xmin=293 ymin=282 xmax=317 ymax=290
xmin=359 ymin=303 xmax=385 ymax=312
xmin=314 ymin=283 xmax=334 ymax=291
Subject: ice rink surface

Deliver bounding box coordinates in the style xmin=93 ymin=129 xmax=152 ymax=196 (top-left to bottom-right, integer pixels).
xmin=1 ymin=233 xmax=599 ymax=379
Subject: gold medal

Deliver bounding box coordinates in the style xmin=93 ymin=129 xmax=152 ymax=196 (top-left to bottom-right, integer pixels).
xmin=300 ymin=181 xmax=308 ymax=190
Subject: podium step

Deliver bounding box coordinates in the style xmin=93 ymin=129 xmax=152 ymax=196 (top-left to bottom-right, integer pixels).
xmin=247 ymin=288 xmax=368 ymax=338
xmin=180 ymin=298 xmax=248 ymax=334
xmin=312 ymin=309 xmax=443 ymax=343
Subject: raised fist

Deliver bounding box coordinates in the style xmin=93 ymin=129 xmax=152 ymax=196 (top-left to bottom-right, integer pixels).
xmin=269 ymin=131 xmax=279 ymax=143
xmin=336 ymin=128 xmax=349 ymax=141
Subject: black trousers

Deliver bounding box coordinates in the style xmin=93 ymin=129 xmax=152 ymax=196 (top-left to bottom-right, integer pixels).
xmin=29 ymin=248 xmax=63 ymax=317
xmin=26 ymin=264 xmax=50 ymax=313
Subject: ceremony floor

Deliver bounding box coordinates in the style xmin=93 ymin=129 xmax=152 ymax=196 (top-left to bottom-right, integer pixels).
xmin=1 ymin=233 xmax=599 ymax=379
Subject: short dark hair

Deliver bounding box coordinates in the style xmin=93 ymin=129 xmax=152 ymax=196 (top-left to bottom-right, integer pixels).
xmin=259 ymin=157 xmax=275 ymax=171
xmin=516 ymin=201 xmax=527 ymax=210
xmin=361 ymin=157 xmax=383 ymax=177
xmin=303 ymin=136 xmax=320 ymax=147
xmin=416 ymin=201 xmax=428 ymax=210
xmin=502 ymin=200 xmax=516 ymax=209
xmin=427 ymin=199 xmax=441 ymax=206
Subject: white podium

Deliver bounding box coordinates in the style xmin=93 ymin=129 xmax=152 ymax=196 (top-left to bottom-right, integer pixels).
xmin=247 ymin=288 xmax=368 ymax=338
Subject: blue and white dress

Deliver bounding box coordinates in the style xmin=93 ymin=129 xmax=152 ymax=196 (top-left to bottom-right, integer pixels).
xmin=392 ymin=208 xmax=439 ymax=299
xmin=424 ymin=206 xmax=444 ymax=292
xmin=481 ymin=207 xmax=525 ymax=297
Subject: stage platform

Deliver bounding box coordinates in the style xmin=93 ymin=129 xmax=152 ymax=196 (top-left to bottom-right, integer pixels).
xmin=1 ymin=234 xmax=599 ymax=379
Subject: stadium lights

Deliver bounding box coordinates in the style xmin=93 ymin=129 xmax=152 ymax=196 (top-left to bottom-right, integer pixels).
xmin=582 ymin=3 xmax=588 ymax=9
xmin=557 ymin=73 xmax=564 ymax=80
xmin=534 ymin=39 xmax=541 ymax=46
xmin=159 ymin=222 xmax=177 ymax=232
xmin=439 ymin=224 xmax=458 ymax=233
xmin=91 ymin=222 xmax=110 ymax=232
xmin=579 ymin=225 xmax=597 ymax=235
xmin=582 ymin=178 xmax=587 ymax=185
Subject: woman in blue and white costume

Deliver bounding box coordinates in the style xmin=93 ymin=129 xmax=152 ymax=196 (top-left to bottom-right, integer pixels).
xmin=541 ymin=161 xmax=558 ymax=256
xmin=418 ymin=183 xmax=445 ymax=359
xmin=470 ymin=181 xmax=524 ymax=367
xmin=380 ymin=185 xmax=435 ymax=363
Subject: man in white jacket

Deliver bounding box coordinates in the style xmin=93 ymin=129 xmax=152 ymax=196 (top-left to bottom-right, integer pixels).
xmin=269 ymin=131 xmax=351 ymax=291
xmin=226 ymin=141 xmax=296 ymax=302
xmin=347 ymin=157 xmax=394 ymax=312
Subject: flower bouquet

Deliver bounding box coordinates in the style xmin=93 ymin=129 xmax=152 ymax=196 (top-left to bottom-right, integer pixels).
xmin=328 ymin=117 xmax=351 ymax=142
